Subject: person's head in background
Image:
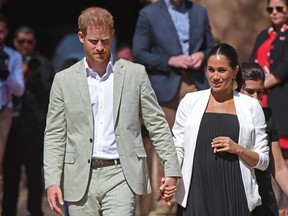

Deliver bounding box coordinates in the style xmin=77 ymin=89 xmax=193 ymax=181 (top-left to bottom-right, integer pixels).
xmin=13 ymin=26 xmax=36 ymax=58
xmin=206 ymin=43 xmax=242 ymax=95
xmin=0 ymin=13 xmax=8 ymax=47
xmin=116 ymin=43 xmax=134 ymax=62
xmin=240 ymin=62 xmax=265 ymax=102
xmin=60 ymin=58 xmax=79 ymax=70
xmin=0 ymin=0 xmax=7 ymax=9
xmin=266 ymin=0 xmax=288 ymax=32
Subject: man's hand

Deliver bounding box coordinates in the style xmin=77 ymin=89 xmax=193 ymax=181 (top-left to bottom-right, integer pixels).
xmin=168 ymin=52 xmax=205 ymax=70
xmin=190 ymin=51 xmax=205 ymax=70
xmin=47 ymin=185 xmax=64 ymax=216
xmin=159 ymin=177 xmax=178 ymax=205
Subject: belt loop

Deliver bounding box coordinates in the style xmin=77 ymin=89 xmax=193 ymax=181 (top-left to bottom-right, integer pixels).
xmin=100 ymin=160 xmax=103 ymax=168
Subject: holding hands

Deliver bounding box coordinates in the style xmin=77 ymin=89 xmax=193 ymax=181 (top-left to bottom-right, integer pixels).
xmin=159 ymin=177 xmax=178 ymax=205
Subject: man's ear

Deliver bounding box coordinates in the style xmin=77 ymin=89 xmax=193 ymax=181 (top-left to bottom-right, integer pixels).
xmin=78 ymin=31 xmax=84 ymax=43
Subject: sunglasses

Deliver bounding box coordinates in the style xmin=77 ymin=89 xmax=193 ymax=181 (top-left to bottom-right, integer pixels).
xmin=243 ymin=88 xmax=264 ymax=96
xmin=17 ymin=39 xmax=34 ymax=45
xmin=266 ymin=6 xmax=284 ymax=14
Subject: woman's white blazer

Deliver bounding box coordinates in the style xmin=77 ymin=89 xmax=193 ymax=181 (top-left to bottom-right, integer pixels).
xmin=173 ymin=89 xmax=269 ymax=212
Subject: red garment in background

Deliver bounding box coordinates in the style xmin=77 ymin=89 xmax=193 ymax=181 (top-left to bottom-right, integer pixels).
xmin=255 ymin=28 xmax=277 ymax=107
xmin=255 ymin=28 xmax=288 ymax=149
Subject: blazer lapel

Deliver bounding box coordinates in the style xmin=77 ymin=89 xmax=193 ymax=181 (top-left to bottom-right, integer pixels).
xmin=188 ymin=7 xmax=198 ymax=50
xmin=74 ymin=60 xmax=93 ymax=131
xmin=113 ymin=60 xmax=125 ymax=127
xmin=159 ymin=1 xmax=183 ymax=52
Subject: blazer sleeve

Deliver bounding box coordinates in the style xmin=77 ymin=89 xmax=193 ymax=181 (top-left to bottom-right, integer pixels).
xmin=139 ymin=67 xmax=182 ymax=177
xmin=251 ymin=99 xmax=270 ymax=171
xmin=172 ymin=95 xmax=189 ymax=166
xmin=43 ymin=73 xmax=66 ymax=189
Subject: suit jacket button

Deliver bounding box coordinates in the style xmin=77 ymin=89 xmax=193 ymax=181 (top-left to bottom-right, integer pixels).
xmin=89 ymin=138 xmax=93 ymax=143
xmin=88 ymin=159 xmax=91 ymax=164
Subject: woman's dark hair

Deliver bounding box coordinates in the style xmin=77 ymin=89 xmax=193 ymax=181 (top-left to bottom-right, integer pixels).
xmin=207 ymin=43 xmax=242 ymax=90
xmin=240 ymin=61 xmax=265 ymax=89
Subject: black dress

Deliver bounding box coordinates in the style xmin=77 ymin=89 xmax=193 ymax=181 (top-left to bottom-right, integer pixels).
xmin=177 ymin=113 xmax=251 ymax=216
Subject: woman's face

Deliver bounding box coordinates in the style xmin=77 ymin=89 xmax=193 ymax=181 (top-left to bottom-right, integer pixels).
xmin=207 ymin=54 xmax=238 ymax=94
xmin=267 ymin=0 xmax=288 ymax=27
xmin=241 ymin=79 xmax=264 ymax=101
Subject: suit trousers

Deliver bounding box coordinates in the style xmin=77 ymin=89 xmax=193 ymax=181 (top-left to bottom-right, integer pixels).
xmin=67 ymin=165 xmax=135 ymax=216
xmin=160 ymin=72 xmax=198 ymax=129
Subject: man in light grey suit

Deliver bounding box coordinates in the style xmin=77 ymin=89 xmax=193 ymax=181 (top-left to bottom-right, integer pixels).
xmin=43 ymin=7 xmax=181 ymax=216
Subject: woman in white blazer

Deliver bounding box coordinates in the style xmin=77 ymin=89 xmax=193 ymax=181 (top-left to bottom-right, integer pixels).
xmin=172 ymin=43 xmax=269 ymax=216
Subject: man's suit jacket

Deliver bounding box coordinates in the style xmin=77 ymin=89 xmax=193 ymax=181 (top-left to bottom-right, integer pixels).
xmin=43 ymin=57 xmax=181 ymax=202
xmin=132 ymin=0 xmax=215 ymax=103
xmin=250 ymin=25 xmax=288 ymax=137
xmin=172 ymin=89 xmax=269 ymax=211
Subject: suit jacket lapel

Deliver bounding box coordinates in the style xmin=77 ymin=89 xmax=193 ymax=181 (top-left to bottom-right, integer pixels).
xmin=74 ymin=59 xmax=94 ymax=131
xmin=188 ymin=3 xmax=198 ymax=53
xmin=113 ymin=60 xmax=125 ymax=127
xmin=159 ymin=1 xmax=183 ymax=52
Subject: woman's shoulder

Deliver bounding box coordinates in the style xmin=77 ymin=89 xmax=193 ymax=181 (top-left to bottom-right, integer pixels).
xmin=236 ymin=91 xmax=260 ymax=107
xmin=185 ymin=89 xmax=209 ymax=98
xmin=179 ymin=89 xmax=210 ymax=107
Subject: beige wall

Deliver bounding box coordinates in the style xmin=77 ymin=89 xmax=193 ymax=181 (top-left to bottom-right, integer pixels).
xmin=195 ymin=0 xmax=270 ymax=61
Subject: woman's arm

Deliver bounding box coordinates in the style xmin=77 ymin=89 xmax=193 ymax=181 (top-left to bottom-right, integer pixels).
xmin=270 ymin=140 xmax=288 ymax=199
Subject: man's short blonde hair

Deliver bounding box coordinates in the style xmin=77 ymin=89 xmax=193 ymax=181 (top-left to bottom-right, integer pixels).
xmin=78 ymin=7 xmax=114 ymax=36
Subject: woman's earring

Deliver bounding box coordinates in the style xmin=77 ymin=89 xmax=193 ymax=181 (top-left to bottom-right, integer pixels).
xmin=233 ymin=79 xmax=238 ymax=90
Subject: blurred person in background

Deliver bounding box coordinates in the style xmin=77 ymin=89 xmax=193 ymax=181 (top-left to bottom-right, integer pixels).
xmin=0 ymin=13 xmax=24 ymax=198
xmin=132 ymin=0 xmax=215 ymax=214
xmin=240 ymin=61 xmax=288 ymax=216
xmin=250 ymin=0 xmax=288 ymax=211
xmin=1 ymin=25 xmax=55 ymax=216
xmin=52 ymin=33 xmax=84 ymax=72
xmin=116 ymin=43 xmax=134 ymax=62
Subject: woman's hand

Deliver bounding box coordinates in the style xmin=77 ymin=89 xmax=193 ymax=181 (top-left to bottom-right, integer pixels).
xmin=211 ymin=136 xmax=239 ymax=154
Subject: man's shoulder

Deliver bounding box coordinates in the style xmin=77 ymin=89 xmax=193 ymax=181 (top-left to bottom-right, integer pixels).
xmin=140 ymin=0 xmax=162 ymax=12
xmin=4 ymin=45 xmax=21 ymax=58
xmin=115 ymin=58 xmax=145 ymax=70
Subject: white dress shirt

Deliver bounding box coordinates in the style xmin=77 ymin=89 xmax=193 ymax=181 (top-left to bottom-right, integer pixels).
xmin=85 ymin=57 xmax=119 ymax=159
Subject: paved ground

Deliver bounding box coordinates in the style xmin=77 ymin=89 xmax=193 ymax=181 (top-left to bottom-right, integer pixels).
xmin=0 ymin=168 xmax=66 ymax=216
xmin=17 ymin=188 xmax=57 ymax=216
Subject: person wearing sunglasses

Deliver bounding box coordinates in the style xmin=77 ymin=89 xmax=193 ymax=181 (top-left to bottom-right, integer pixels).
xmin=250 ymin=0 xmax=288 ymax=212
xmin=0 ymin=11 xmax=24 ymax=212
xmin=1 ymin=25 xmax=56 ymax=216
xmin=240 ymin=61 xmax=288 ymax=216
